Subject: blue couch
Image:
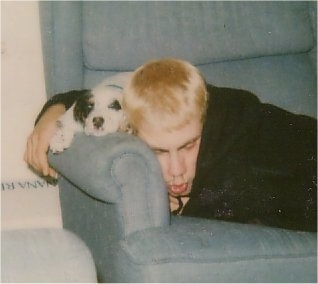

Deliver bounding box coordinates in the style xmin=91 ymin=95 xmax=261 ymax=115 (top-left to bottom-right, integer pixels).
xmin=41 ymin=1 xmax=317 ymax=282
xmin=1 ymin=228 xmax=97 ymax=282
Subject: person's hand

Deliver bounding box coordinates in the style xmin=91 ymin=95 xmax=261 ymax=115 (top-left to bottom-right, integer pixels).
xmin=24 ymin=104 xmax=66 ymax=178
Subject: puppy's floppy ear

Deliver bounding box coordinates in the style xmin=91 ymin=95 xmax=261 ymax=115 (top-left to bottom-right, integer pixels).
xmin=35 ymin=89 xmax=89 ymax=125
xmin=73 ymin=90 xmax=93 ymax=125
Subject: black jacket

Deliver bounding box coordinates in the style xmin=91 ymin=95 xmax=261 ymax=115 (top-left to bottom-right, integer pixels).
xmin=185 ymin=85 xmax=317 ymax=231
xmin=37 ymin=84 xmax=317 ymax=231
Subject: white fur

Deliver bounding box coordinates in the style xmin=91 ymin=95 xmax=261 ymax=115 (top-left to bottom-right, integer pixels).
xmin=50 ymin=72 xmax=132 ymax=153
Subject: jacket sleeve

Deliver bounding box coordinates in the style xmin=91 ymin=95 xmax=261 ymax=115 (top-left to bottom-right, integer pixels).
xmin=35 ymin=90 xmax=88 ymax=125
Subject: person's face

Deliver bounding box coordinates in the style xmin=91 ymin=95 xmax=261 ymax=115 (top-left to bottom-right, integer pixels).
xmin=137 ymin=119 xmax=203 ymax=197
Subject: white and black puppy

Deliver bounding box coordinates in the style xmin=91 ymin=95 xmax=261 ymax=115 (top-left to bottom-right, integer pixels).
xmin=50 ymin=73 xmax=132 ymax=153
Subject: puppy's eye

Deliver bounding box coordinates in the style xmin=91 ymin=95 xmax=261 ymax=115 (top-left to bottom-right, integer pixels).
xmin=108 ymin=100 xmax=122 ymax=111
xmin=86 ymin=102 xmax=94 ymax=111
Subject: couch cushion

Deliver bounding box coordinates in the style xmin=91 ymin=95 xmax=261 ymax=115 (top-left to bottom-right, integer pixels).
xmin=1 ymin=229 xmax=97 ymax=282
xmin=119 ymin=217 xmax=317 ymax=282
xmin=200 ymin=53 xmax=317 ymax=117
xmin=83 ymin=2 xmax=313 ymax=70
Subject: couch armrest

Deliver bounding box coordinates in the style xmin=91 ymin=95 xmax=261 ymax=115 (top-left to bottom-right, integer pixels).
xmin=49 ymin=133 xmax=170 ymax=236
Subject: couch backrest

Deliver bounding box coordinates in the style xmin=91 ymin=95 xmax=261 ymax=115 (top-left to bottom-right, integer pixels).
xmin=83 ymin=2 xmax=313 ymax=69
xmin=39 ymin=1 xmax=316 ymax=117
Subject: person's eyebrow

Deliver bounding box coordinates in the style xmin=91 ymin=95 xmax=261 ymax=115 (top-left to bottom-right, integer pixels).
xmin=177 ymin=135 xmax=201 ymax=151
xmin=150 ymin=147 xmax=169 ymax=153
xmin=149 ymin=135 xmax=201 ymax=153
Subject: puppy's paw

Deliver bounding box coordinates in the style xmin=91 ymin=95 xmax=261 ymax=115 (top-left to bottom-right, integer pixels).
xmin=49 ymin=120 xmax=74 ymax=154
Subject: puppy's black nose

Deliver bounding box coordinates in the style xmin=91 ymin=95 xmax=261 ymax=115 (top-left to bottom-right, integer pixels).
xmin=93 ymin=117 xmax=104 ymax=129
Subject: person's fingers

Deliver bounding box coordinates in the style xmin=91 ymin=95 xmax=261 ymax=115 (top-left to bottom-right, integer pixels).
xmin=30 ymin=132 xmax=43 ymax=172
xmin=23 ymin=130 xmax=50 ymax=176
xmin=25 ymin=135 xmax=58 ymax=178
xmin=48 ymin=167 xmax=58 ymax=179
xmin=35 ymin=136 xmax=50 ymax=176
xmin=23 ymin=138 xmax=29 ymax=164
xmin=23 ymin=104 xmax=65 ymax=177
xmin=25 ymin=133 xmax=38 ymax=170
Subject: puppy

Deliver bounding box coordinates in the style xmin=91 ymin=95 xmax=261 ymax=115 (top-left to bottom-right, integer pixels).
xmin=50 ymin=73 xmax=132 ymax=153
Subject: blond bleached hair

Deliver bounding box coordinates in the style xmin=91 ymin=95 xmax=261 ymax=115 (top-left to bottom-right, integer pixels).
xmin=123 ymin=58 xmax=208 ymax=133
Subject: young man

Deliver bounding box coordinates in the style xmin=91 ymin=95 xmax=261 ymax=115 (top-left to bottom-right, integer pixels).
xmin=24 ymin=58 xmax=317 ymax=232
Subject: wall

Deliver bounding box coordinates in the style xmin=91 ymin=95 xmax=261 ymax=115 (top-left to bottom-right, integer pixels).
xmin=1 ymin=1 xmax=62 ymax=230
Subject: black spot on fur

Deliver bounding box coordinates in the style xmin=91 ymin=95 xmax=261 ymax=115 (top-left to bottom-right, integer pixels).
xmin=73 ymin=90 xmax=93 ymax=125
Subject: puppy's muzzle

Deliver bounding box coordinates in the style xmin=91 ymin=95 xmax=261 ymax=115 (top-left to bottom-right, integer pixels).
xmin=93 ymin=117 xmax=105 ymax=129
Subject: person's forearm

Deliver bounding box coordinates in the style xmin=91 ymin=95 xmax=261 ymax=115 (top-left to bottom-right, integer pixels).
xmin=38 ymin=104 xmax=66 ymax=125
xmin=35 ymin=90 xmax=87 ymax=125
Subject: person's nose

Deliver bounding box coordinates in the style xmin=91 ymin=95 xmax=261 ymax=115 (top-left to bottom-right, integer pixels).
xmin=168 ymin=151 xmax=186 ymax=178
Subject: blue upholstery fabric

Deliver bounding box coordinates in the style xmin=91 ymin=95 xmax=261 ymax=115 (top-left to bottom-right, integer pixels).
xmin=1 ymin=229 xmax=97 ymax=282
xmin=117 ymin=217 xmax=316 ymax=282
xmin=123 ymin=217 xmax=316 ymax=265
xmin=40 ymin=1 xmax=317 ymax=282
xmin=40 ymin=1 xmax=316 ymax=117
xmin=50 ymin=133 xmax=169 ymax=236
xmin=49 ymin=134 xmax=317 ymax=283
xmin=200 ymin=54 xmax=317 ymax=117
xmin=82 ymin=2 xmax=313 ymax=69
xmin=39 ymin=1 xmax=83 ymax=94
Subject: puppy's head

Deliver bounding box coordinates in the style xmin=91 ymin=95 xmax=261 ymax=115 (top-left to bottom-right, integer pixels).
xmin=74 ymin=84 xmax=128 ymax=136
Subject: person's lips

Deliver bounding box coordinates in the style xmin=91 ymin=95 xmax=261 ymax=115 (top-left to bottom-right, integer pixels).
xmin=169 ymin=183 xmax=188 ymax=195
